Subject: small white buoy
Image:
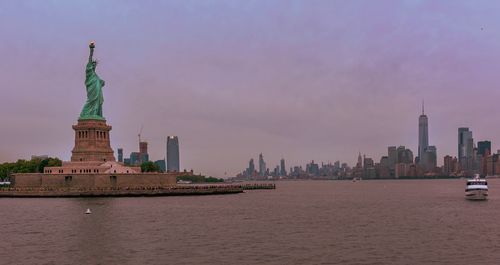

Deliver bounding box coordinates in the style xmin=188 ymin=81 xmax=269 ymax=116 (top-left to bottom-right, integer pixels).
xmin=85 ymin=208 xmax=92 ymax=214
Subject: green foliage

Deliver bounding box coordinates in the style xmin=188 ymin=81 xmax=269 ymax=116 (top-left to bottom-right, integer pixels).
xmin=0 ymin=157 xmax=62 ymax=180
xmin=37 ymin=157 xmax=62 ymax=172
xmin=205 ymin=176 xmax=224 ymax=183
xmin=177 ymin=175 xmax=224 ymax=183
xmin=141 ymin=161 xmax=161 ymax=173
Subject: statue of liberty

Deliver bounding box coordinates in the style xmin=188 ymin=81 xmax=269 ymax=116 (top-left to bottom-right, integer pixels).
xmin=80 ymin=41 xmax=105 ymax=120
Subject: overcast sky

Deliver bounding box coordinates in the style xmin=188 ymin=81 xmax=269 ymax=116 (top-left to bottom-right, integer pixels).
xmin=1 ymin=0 xmax=500 ymax=177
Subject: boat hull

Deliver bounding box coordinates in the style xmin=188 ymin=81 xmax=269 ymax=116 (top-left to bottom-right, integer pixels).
xmin=465 ymin=189 xmax=488 ymax=200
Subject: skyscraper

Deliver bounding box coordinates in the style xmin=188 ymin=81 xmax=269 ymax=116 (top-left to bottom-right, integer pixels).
xmin=139 ymin=142 xmax=148 ymax=156
xmin=154 ymin=159 xmax=166 ymax=172
xmin=139 ymin=141 xmax=149 ymax=163
xmin=379 ymin=156 xmax=390 ymax=178
xmin=388 ymin=146 xmax=397 ymax=169
xmin=166 ymin=136 xmax=180 ymax=172
xmin=306 ymin=160 xmax=320 ymax=176
xmin=280 ymin=158 xmax=287 ymax=176
xmin=443 ymin=155 xmax=455 ymax=175
xmin=273 ymin=166 xmax=280 ymax=176
xmin=458 ymin=128 xmax=473 ymax=170
xmin=129 ymin=152 xmax=140 ymax=165
xmin=117 ymin=148 xmax=123 ymax=163
xmin=418 ymin=101 xmax=429 ymax=163
xmin=258 ymin=153 xmax=266 ymax=176
xmin=397 ymin=146 xmax=413 ymax=164
xmin=477 ymin=141 xmax=491 ymax=175
xmin=247 ymin=158 xmax=255 ymax=175
xmin=422 ymin=146 xmax=437 ymax=171
xmin=477 ymin=141 xmax=492 ymax=156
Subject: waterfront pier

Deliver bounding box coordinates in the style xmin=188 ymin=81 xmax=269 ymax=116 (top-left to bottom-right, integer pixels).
xmin=0 ymin=185 xmax=242 ymax=198
xmin=0 ymin=183 xmax=276 ymax=198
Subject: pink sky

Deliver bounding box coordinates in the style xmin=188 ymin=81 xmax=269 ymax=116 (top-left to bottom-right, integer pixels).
xmin=1 ymin=1 xmax=500 ymax=177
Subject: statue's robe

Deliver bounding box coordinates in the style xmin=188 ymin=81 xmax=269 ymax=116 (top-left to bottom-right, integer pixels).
xmin=80 ymin=62 xmax=105 ymax=119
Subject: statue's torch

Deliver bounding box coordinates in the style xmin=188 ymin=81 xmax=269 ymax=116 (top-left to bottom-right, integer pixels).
xmin=89 ymin=41 xmax=95 ymax=62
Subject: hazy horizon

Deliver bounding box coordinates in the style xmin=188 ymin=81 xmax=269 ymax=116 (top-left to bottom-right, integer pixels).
xmin=1 ymin=0 xmax=500 ymax=177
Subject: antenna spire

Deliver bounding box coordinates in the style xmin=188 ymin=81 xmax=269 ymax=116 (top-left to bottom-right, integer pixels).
xmin=422 ymin=100 xmax=425 ymax=115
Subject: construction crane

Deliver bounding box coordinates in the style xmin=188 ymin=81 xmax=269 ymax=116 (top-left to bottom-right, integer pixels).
xmin=138 ymin=124 xmax=143 ymax=143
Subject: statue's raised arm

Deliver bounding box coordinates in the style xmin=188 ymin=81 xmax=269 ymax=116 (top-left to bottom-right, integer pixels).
xmin=79 ymin=41 xmax=105 ymax=121
xmin=88 ymin=42 xmax=95 ymax=64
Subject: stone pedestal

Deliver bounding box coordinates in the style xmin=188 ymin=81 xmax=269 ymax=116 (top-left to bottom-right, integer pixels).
xmin=71 ymin=119 xmax=116 ymax=162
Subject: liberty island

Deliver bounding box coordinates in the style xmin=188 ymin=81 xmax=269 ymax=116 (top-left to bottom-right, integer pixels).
xmin=0 ymin=42 xmax=259 ymax=197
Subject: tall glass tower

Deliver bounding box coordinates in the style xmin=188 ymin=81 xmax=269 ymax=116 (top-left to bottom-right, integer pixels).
xmin=166 ymin=136 xmax=180 ymax=172
xmin=418 ymin=102 xmax=429 ymax=163
xmin=280 ymin=158 xmax=287 ymax=176
xmin=458 ymin=128 xmax=473 ymax=169
xmin=258 ymin=153 xmax=266 ymax=176
xmin=117 ymin=148 xmax=123 ymax=163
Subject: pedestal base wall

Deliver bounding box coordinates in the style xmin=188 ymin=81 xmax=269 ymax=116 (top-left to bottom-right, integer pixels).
xmin=71 ymin=119 xmax=115 ymax=162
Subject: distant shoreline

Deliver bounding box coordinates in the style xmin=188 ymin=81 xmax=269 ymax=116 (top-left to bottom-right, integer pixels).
xmin=231 ymin=176 xmax=495 ymax=181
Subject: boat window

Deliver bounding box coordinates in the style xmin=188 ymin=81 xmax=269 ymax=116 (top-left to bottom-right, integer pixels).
xmin=468 ymin=181 xmax=487 ymax=185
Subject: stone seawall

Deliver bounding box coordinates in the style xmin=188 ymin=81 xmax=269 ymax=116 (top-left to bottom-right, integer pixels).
xmin=11 ymin=172 xmax=177 ymax=188
xmin=0 ymin=183 xmax=276 ymax=198
xmin=0 ymin=185 xmax=244 ymax=197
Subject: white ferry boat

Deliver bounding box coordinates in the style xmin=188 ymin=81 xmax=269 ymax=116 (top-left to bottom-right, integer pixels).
xmin=465 ymin=175 xmax=488 ymax=200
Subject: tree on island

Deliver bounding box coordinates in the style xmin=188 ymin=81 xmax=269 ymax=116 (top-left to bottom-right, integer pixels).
xmin=37 ymin=157 xmax=63 ymax=172
xmin=176 ymin=175 xmax=224 ymax=183
xmin=0 ymin=157 xmax=62 ymax=180
xmin=141 ymin=161 xmax=161 ymax=173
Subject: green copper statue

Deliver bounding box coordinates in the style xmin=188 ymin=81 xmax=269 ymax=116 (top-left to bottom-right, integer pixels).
xmin=79 ymin=41 xmax=105 ymax=120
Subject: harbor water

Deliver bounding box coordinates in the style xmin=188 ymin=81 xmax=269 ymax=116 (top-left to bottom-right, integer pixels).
xmin=1 ymin=179 xmax=499 ymax=264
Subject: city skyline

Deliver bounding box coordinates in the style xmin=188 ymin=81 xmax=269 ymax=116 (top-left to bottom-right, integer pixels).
xmin=1 ymin=1 xmax=500 ymax=177
xmin=238 ymin=109 xmax=500 ymax=177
